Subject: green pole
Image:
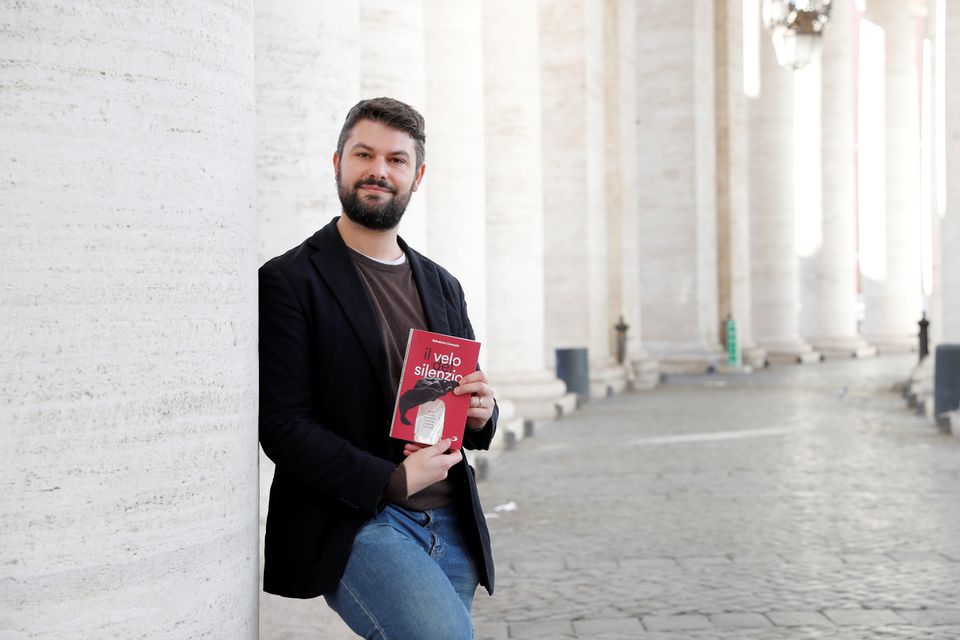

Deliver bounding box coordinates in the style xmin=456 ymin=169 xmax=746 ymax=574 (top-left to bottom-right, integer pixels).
xmin=726 ymin=317 xmax=740 ymax=368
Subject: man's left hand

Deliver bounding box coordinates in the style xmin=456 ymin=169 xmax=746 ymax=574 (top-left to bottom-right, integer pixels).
xmin=454 ymin=370 xmax=495 ymax=431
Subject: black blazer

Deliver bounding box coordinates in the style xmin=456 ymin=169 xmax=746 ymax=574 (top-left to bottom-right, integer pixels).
xmin=259 ymin=217 xmax=496 ymax=599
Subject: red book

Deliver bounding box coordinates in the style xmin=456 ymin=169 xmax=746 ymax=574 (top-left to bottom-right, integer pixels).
xmin=389 ymin=329 xmax=481 ymax=451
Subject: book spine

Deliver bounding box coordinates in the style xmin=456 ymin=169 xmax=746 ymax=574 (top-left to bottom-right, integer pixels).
xmin=389 ymin=328 xmax=416 ymax=436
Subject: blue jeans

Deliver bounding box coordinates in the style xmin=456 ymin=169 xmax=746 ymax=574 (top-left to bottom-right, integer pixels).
xmin=324 ymin=503 xmax=480 ymax=639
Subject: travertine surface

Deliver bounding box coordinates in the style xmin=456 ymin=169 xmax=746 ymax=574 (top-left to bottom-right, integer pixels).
xmin=861 ymin=0 xmax=924 ymax=348
xmin=540 ymin=0 xmax=595 ymax=358
xmin=359 ymin=0 xmax=427 ymax=250
xmin=255 ymin=0 xmax=360 ymax=264
xmin=0 ymin=3 xmax=259 ymax=637
xmin=748 ymin=24 xmax=814 ymax=357
xmin=715 ymin=0 xmax=763 ymax=365
xmin=943 ymin=0 xmax=960 ymax=344
xmin=424 ymin=0 xmax=488 ymax=353
xmin=801 ymin=0 xmax=872 ymax=354
xmin=635 ymin=0 xmax=722 ymax=361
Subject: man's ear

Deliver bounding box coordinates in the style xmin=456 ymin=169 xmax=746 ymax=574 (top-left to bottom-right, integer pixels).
xmin=412 ymin=163 xmax=426 ymax=192
xmin=332 ymin=151 xmax=341 ymax=174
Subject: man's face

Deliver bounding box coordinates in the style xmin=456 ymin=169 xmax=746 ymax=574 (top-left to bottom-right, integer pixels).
xmin=334 ymin=119 xmax=425 ymax=230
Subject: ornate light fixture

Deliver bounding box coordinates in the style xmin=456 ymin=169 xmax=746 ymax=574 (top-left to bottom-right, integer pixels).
xmin=763 ymin=0 xmax=833 ymax=70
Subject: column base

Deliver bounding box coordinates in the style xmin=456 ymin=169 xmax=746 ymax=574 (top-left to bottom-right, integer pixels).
xmin=628 ymin=351 xmax=661 ymax=390
xmin=742 ymin=346 xmax=769 ymax=369
xmin=862 ymin=334 xmax=918 ymax=353
xmin=589 ymin=357 xmax=629 ymax=399
xmin=648 ymin=348 xmax=724 ymax=374
xmin=809 ymin=336 xmax=878 ymax=359
xmin=491 ymin=369 xmax=577 ymax=422
xmin=906 ymin=355 xmax=935 ymax=423
xmin=759 ymin=340 xmax=823 ymax=364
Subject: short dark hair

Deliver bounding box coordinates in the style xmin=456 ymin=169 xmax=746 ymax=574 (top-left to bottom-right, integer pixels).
xmin=336 ymin=97 xmax=426 ymax=169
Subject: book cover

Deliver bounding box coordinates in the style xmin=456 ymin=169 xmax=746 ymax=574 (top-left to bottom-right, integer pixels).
xmin=389 ymin=329 xmax=481 ymax=451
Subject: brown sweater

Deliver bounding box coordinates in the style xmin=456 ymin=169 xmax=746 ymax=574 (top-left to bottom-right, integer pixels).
xmin=349 ymin=248 xmax=456 ymax=510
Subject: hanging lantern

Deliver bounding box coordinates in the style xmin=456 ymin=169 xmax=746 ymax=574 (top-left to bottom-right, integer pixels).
xmin=763 ymin=0 xmax=833 ymax=70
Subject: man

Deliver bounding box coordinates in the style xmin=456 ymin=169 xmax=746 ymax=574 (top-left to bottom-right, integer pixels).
xmin=259 ymin=97 xmax=496 ymax=640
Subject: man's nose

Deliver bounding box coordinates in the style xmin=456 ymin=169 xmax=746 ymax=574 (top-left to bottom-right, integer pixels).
xmin=370 ymin=156 xmax=389 ymax=179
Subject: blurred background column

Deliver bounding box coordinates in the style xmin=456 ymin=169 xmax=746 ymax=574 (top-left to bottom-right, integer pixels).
xmin=800 ymin=0 xmax=876 ymax=358
xmin=604 ymin=0 xmax=660 ymax=388
xmin=748 ymin=15 xmax=821 ymax=364
xmin=635 ymin=0 xmax=725 ymax=373
xmin=0 ymin=3 xmax=259 ymax=637
xmin=944 ymin=0 xmax=960 ymax=345
xmin=861 ymin=0 xmax=923 ymax=350
xmin=482 ymin=0 xmax=575 ymax=421
xmin=540 ymin=0 xmax=628 ymax=398
xmin=423 ymin=0 xmax=488 ymax=352
xmin=359 ymin=0 xmax=427 ymax=249
xmin=715 ymin=0 xmax=768 ymax=369
xmin=254 ymin=2 xmax=359 ymax=637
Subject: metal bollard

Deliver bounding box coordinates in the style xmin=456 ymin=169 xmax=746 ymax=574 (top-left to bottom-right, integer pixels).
xmin=919 ymin=313 xmax=930 ymax=361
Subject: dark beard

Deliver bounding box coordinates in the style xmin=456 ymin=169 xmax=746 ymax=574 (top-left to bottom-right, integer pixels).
xmin=337 ymin=171 xmax=413 ymax=231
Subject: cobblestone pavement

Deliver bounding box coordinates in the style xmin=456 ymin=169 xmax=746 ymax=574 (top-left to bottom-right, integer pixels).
xmin=471 ymin=354 xmax=960 ymax=640
xmin=259 ymin=354 xmax=960 ymax=639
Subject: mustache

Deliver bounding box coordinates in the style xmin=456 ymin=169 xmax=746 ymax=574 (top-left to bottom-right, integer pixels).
xmin=355 ymin=177 xmax=395 ymax=193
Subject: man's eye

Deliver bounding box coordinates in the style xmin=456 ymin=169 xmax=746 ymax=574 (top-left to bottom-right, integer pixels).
xmin=356 ymin=152 xmax=369 ymax=158
xmin=391 ymin=158 xmax=406 ymax=164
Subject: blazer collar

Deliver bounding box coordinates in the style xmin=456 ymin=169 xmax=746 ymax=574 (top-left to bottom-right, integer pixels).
xmin=307 ymin=218 xmax=393 ymax=403
xmin=397 ymin=234 xmax=451 ymax=336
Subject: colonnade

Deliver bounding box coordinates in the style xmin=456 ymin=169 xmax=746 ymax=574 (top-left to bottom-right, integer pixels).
xmin=4 ymin=0 xmax=960 ymax=636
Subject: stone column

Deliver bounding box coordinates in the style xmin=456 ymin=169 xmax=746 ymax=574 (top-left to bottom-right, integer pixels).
xmin=0 ymin=4 xmax=258 ymax=637
xmin=359 ymin=0 xmax=427 ymax=249
xmin=423 ymin=0 xmax=487 ymax=352
xmin=715 ymin=0 xmax=768 ymax=369
xmin=944 ymin=0 xmax=960 ymax=345
xmin=861 ymin=0 xmax=924 ymax=349
xmin=254 ymin=3 xmax=359 ymax=637
xmin=482 ymin=0 xmax=575 ymax=421
xmin=636 ymin=0 xmax=725 ymax=373
xmin=604 ymin=0 xmax=659 ymax=387
xmin=800 ymin=0 xmax=876 ymax=358
xmin=541 ymin=0 xmax=628 ymax=398
xmin=748 ymin=19 xmax=821 ymax=363
xmin=256 ymin=2 xmax=361 ymax=263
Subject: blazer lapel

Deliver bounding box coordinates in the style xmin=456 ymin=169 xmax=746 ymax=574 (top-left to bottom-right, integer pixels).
xmin=308 ymin=219 xmax=395 ymax=405
xmin=401 ymin=236 xmax=451 ymax=335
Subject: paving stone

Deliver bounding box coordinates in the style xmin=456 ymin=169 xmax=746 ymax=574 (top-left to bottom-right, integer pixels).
xmin=507 ymin=620 xmax=575 ymax=639
xmin=708 ymin=613 xmax=773 ymax=629
xmin=475 ymin=621 xmax=509 ymax=640
xmin=642 ymin=615 xmax=712 ymax=631
xmin=766 ymin=611 xmax=834 ymax=627
xmin=823 ymin=608 xmax=907 ymax=626
xmin=572 ymin=617 xmax=645 ymax=635
xmin=897 ymin=609 xmax=960 ymax=625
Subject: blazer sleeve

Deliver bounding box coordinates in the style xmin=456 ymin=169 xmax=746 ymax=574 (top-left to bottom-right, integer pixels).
xmin=258 ymin=263 xmax=395 ymax=517
xmin=455 ymin=279 xmax=497 ymax=451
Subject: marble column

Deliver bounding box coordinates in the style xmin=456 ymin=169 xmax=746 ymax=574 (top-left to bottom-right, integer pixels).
xmin=423 ymin=0 xmax=487 ymax=350
xmin=541 ymin=0 xmax=628 ymax=398
xmin=636 ymin=0 xmax=725 ymax=373
xmin=715 ymin=0 xmax=768 ymax=369
xmin=359 ymin=0 xmax=427 ymax=249
xmin=604 ymin=0 xmax=659 ymax=388
xmin=482 ymin=0 xmax=576 ymax=420
xmin=861 ymin=0 xmax=924 ymax=349
xmin=800 ymin=0 xmax=876 ymax=358
xmin=748 ymin=18 xmax=821 ymax=364
xmin=0 ymin=3 xmax=258 ymax=637
xmin=254 ymin=3 xmax=359 ymax=637
xmin=944 ymin=0 xmax=960 ymax=344
xmin=256 ymin=1 xmax=361 ymax=263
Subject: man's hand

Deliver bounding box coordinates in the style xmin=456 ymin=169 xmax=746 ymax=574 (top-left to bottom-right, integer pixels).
xmin=401 ymin=438 xmax=462 ymax=496
xmin=454 ymin=370 xmax=495 ymax=430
